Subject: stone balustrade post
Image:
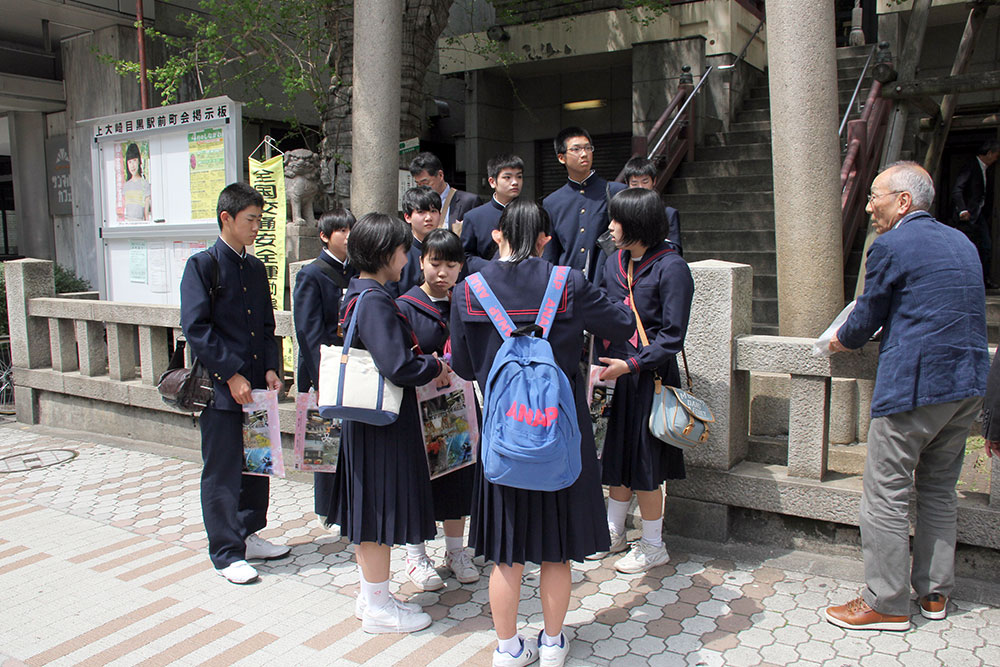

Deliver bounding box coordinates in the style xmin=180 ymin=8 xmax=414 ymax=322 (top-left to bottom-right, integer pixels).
xmin=787 ymin=374 xmax=830 ymax=479
xmin=685 ymin=260 xmax=753 ymax=470
xmin=5 ymin=259 xmax=55 ymax=424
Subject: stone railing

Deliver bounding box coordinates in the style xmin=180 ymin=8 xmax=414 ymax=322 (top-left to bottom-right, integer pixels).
xmin=7 ymin=257 xmax=999 ymax=550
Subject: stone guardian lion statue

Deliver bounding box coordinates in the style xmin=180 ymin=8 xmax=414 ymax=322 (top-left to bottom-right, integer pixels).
xmin=284 ymin=148 xmax=321 ymax=226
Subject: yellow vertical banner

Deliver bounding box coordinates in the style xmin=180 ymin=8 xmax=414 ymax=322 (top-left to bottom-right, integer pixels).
xmin=248 ymin=155 xmax=294 ymax=372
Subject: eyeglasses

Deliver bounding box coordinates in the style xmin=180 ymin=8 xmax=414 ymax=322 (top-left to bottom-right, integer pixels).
xmin=565 ymin=145 xmax=595 ymax=155
xmin=867 ymin=190 xmax=904 ymax=204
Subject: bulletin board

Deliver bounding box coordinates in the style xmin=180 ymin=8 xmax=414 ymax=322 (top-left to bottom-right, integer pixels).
xmin=85 ymin=96 xmax=243 ymax=304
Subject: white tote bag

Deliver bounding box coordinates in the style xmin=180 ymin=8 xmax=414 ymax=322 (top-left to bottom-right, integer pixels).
xmin=317 ymin=289 xmax=402 ymax=425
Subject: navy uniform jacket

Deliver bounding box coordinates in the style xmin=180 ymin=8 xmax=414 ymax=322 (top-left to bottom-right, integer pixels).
xmin=542 ymin=173 xmax=626 ymax=282
xmin=665 ymin=206 xmax=682 ymax=255
xmin=385 ymin=236 xmax=424 ymax=299
xmin=397 ymin=287 xmax=449 ymax=356
xmin=450 ymin=257 xmax=634 ymax=389
xmin=180 ymin=239 xmax=280 ymax=412
xmin=838 ymin=210 xmax=989 ymax=417
xmin=340 ymin=279 xmax=443 ymax=385
xmin=460 ymin=197 xmax=504 ymax=261
xmin=445 ymin=188 xmax=483 ymax=231
xmin=600 ymin=242 xmax=693 ymax=377
xmin=293 ymin=252 xmax=356 ymax=392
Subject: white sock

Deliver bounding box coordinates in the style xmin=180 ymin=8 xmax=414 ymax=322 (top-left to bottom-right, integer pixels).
xmin=406 ymin=543 xmax=427 ymax=560
xmin=445 ymin=535 xmax=464 ymax=553
xmin=360 ymin=576 xmax=390 ymax=611
xmin=541 ymin=630 xmax=563 ymax=647
xmin=642 ymin=517 xmax=664 ymax=548
xmin=497 ymin=634 xmax=523 ymax=656
xmin=607 ymin=498 xmax=630 ymax=535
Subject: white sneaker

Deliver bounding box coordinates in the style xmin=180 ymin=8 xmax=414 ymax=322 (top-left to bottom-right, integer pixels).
xmin=216 ymin=560 xmax=259 ymax=584
xmin=361 ymin=596 xmax=432 ymax=634
xmin=492 ymin=636 xmax=539 ymax=667
xmin=445 ymin=548 xmax=481 ymax=584
xmin=537 ymin=631 xmax=569 ymax=667
xmin=355 ymin=593 xmax=422 ymax=620
xmin=615 ymin=540 xmax=669 ymax=574
xmin=586 ymin=525 xmax=628 ymax=560
xmin=406 ymin=555 xmax=445 ymax=591
xmin=245 ymin=534 xmax=291 ymax=561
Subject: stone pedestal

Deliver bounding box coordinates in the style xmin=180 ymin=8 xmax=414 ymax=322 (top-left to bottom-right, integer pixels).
xmin=286 ymin=223 xmax=322 ymax=264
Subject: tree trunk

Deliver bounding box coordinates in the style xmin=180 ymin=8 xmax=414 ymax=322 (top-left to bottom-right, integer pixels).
xmin=321 ymin=0 xmax=452 ymax=209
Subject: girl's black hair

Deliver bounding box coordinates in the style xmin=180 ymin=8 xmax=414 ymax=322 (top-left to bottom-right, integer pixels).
xmin=609 ymin=187 xmax=667 ymax=249
xmin=420 ymin=228 xmax=464 ymax=263
xmin=124 ymin=143 xmax=143 ymax=181
xmin=347 ymin=213 xmax=412 ymax=273
xmin=318 ymin=208 xmax=355 ymax=237
xmin=496 ymin=198 xmax=551 ymax=265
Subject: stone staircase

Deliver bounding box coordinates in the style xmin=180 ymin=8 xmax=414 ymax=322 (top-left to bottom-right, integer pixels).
xmin=665 ymin=45 xmax=876 ymax=335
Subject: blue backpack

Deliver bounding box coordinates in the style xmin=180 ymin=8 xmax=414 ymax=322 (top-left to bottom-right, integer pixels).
xmin=467 ymin=266 xmax=582 ymax=492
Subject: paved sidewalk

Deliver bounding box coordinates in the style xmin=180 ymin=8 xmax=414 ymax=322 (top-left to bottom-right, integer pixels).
xmin=0 ymin=421 xmax=998 ymax=667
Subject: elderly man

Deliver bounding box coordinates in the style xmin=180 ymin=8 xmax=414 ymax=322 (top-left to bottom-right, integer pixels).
xmin=825 ymin=162 xmax=989 ymax=631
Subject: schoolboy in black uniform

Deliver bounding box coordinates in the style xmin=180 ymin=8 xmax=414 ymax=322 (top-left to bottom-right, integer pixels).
xmin=292 ymin=208 xmax=356 ymax=526
xmin=180 ymin=182 xmax=289 ymax=584
xmin=460 ymin=154 xmax=524 ymax=262
xmin=542 ymin=127 xmax=626 ymax=283
xmin=621 ymin=156 xmax=683 ymax=254
xmin=386 ymin=186 xmax=442 ymax=298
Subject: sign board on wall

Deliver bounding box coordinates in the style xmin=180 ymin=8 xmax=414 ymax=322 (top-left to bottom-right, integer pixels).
xmin=44 ymin=135 xmax=72 ymax=216
xmin=85 ymin=96 xmax=243 ymax=304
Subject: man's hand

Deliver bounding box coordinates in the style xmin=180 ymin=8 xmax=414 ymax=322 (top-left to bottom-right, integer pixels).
xmin=829 ymin=331 xmax=848 ymax=354
xmin=265 ymin=369 xmax=283 ymax=393
xmin=227 ymin=372 xmax=252 ymax=404
xmin=986 ymin=439 xmax=1000 ymax=459
xmin=597 ymin=357 xmax=631 ymax=381
xmin=959 ymin=210 xmax=971 ymax=222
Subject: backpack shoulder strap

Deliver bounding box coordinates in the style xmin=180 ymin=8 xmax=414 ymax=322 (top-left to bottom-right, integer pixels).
xmin=311 ymin=257 xmax=349 ymax=288
xmin=534 ymin=265 xmax=570 ymax=340
xmin=466 ymin=272 xmax=516 ymax=338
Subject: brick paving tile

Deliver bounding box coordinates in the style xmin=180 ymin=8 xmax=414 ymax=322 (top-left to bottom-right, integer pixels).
xmin=0 ymin=422 xmax=997 ymax=666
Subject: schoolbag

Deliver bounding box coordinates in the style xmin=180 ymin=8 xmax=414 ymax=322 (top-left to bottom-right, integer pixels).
xmin=467 ymin=266 xmax=582 ymax=492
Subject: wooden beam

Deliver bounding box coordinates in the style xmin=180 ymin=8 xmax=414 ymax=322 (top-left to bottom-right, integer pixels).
xmin=908 ymin=96 xmax=941 ymax=119
xmin=882 ymin=0 xmax=932 ymax=168
xmin=924 ymin=5 xmax=988 ymax=178
xmin=919 ymin=113 xmax=999 ymax=131
xmin=884 ymin=69 xmax=1000 ymax=99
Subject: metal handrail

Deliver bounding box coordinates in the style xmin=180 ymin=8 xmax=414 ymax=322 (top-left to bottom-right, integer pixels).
xmin=838 ymin=44 xmax=877 ymax=138
xmin=718 ymin=17 xmax=765 ymax=71
xmin=648 ymin=66 xmax=714 ymax=160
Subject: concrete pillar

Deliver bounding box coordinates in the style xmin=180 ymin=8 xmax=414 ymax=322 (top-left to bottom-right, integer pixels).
xmin=9 ymin=113 xmax=56 ymax=260
xmin=351 ymin=0 xmax=402 ymax=216
xmin=5 ymin=259 xmax=54 ymax=370
xmin=767 ymin=1 xmax=844 ymax=336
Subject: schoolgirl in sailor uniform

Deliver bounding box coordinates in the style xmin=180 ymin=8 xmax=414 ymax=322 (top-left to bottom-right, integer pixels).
xmin=594 ymin=187 xmax=694 ymax=575
xmin=395 ymin=229 xmax=480 ymax=590
xmin=327 ymin=213 xmax=451 ymax=635
xmin=450 ymin=199 xmax=633 ymax=667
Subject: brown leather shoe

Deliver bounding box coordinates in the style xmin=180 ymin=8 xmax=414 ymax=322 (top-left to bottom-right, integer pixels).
xmin=919 ymin=594 xmax=948 ymax=620
xmin=824 ymin=597 xmax=910 ymax=631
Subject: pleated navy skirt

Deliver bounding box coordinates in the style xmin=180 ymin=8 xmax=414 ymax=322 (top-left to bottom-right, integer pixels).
xmin=601 ymin=366 xmax=686 ymax=491
xmin=329 ymin=387 xmax=437 ymax=545
xmin=469 ymin=388 xmax=610 ymax=565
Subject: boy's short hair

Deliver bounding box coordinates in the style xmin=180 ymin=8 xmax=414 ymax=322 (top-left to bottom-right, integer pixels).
xmin=402 ymin=186 xmax=441 ymax=217
xmin=408 ymin=152 xmax=444 ymax=177
xmin=347 ymin=213 xmax=412 ymax=273
xmin=622 ymin=156 xmax=658 ymax=183
xmin=487 ymin=154 xmax=524 ymax=180
xmin=609 ymin=187 xmax=667 ymax=249
xmin=216 ymin=182 xmax=264 ymax=230
xmin=554 ymin=126 xmax=592 ymax=156
xmin=317 ymin=208 xmax=355 ymax=238
xmin=421 ymin=228 xmax=465 ymax=263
